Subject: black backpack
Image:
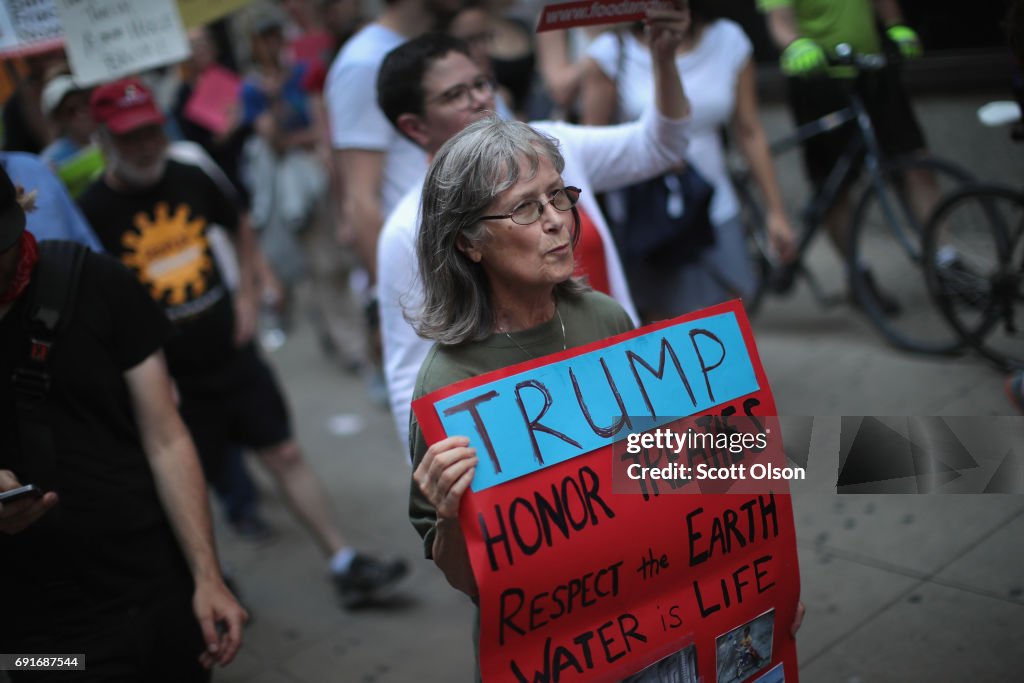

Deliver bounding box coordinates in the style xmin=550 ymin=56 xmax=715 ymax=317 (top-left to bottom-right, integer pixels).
xmin=10 ymin=240 xmax=87 ymax=491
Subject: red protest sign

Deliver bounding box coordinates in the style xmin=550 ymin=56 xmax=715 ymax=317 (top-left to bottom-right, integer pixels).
xmin=536 ymin=0 xmax=674 ymax=33
xmin=184 ymin=65 xmax=242 ymax=136
xmin=414 ymin=301 xmax=802 ymax=683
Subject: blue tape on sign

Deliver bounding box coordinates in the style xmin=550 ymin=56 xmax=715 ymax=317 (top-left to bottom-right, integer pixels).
xmin=434 ymin=312 xmax=760 ymax=491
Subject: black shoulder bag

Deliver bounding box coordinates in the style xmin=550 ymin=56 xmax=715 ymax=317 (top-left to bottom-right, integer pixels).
xmin=610 ymin=31 xmax=717 ymax=268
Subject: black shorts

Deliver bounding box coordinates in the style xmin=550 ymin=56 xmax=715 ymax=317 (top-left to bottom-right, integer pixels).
xmin=786 ymin=64 xmax=927 ymax=189
xmin=176 ymin=343 xmax=292 ymax=478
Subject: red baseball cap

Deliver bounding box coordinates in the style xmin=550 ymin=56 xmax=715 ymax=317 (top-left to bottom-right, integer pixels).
xmin=90 ymin=78 xmax=166 ymax=134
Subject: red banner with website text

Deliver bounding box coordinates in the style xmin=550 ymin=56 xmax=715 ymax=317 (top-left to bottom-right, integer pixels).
xmin=536 ymin=0 xmax=674 ymax=33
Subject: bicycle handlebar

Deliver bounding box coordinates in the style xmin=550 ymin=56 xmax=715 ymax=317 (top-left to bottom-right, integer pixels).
xmin=827 ymin=43 xmax=888 ymax=71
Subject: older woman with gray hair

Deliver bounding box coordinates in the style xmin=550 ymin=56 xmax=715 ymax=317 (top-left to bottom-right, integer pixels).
xmin=409 ymin=117 xmax=635 ymax=597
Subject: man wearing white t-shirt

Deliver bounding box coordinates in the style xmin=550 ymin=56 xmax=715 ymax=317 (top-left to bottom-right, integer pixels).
xmin=375 ymin=26 xmax=692 ymax=451
xmin=325 ymin=0 xmax=462 ymax=282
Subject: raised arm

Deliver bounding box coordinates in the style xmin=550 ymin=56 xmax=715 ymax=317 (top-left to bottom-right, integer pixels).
xmin=645 ymin=6 xmax=691 ymax=121
xmin=582 ymin=5 xmax=691 ymax=127
xmin=536 ymin=29 xmax=586 ymax=113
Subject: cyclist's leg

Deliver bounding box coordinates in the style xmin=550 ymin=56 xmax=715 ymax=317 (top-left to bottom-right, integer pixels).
xmin=864 ymin=65 xmax=937 ymax=223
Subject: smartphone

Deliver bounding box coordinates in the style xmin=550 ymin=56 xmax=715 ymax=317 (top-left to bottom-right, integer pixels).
xmin=0 ymin=484 xmax=44 ymax=505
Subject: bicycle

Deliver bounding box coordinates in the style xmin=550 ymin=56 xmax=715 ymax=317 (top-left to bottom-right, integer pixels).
xmin=922 ymin=183 xmax=1024 ymax=370
xmin=733 ymin=45 xmax=976 ymax=353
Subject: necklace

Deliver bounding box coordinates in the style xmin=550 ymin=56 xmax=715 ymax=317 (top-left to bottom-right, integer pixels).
xmin=500 ymin=303 xmax=566 ymax=359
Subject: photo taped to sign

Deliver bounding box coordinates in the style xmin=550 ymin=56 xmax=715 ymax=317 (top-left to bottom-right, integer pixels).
xmin=715 ymin=608 xmax=775 ymax=683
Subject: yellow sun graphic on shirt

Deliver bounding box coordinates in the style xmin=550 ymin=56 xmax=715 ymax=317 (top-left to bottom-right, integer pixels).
xmin=121 ymin=202 xmax=213 ymax=306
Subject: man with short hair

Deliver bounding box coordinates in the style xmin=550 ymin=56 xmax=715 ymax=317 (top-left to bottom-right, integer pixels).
xmin=375 ymin=27 xmax=692 ymax=449
xmin=0 ymin=164 xmax=246 ymax=681
xmin=78 ymin=78 xmax=407 ymax=608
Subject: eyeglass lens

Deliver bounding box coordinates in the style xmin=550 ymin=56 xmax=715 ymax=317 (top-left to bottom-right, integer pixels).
xmin=510 ymin=187 xmax=580 ymax=225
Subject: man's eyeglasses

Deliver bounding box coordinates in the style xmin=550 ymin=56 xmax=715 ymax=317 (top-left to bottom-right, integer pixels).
xmin=429 ymin=76 xmax=495 ymax=111
xmin=480 ymin=186 xmax=582 ymax=226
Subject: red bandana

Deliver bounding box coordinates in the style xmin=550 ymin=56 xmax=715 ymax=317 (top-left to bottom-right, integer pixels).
xmin=0 ymin=231 xmax=39 ymax=306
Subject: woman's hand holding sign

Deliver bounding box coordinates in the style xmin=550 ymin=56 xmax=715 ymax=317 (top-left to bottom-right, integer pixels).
xmin=646 ymin=0 xmax=691 ymax=62
xmin=414 ymin=436 xmax=479 ymax=597
xmin=415 ymin=436 xmax=477 ymax=520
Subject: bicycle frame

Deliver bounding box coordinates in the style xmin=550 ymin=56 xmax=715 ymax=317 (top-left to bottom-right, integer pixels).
xmin=773 ymin=84 xmax=908 ymax=263
xmin=738 ymin=74 xmax=926 ymax=294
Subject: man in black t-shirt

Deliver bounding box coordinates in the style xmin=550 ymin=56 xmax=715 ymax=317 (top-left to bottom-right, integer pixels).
xmin=0 ymin=165 xmax=246 ymax=680
xmin=79 ymin=78 xmax=408 ymax=608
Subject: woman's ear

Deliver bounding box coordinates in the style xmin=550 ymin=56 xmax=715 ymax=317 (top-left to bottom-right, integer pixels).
xmin=455 ymin=233 xmax=483 ymax=263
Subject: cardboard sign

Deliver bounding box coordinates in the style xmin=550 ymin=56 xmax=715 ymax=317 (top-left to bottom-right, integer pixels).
xmin=0 ymin=0 xmax=64 ymax=57
xmin=176 ymin=0 xmax=252 ymax=29
xmin=414 ymin=301 xmax=801 ymax=683
xmin=536 ymin=0 xmax=674 ymax=33
xmin=184 ymin=65 xmax=241 ymax=135
xmin=56 ymin=0 xmax=191 ymax=87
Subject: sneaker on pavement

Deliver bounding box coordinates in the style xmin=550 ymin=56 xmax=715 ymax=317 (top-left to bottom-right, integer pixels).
xmin=333 ymin=553 xmax=409 ymax=609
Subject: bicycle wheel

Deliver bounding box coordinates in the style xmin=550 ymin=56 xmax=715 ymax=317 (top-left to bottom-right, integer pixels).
xmin=847 ymin=155 xmax=975 ymax=353
xmin=923 ymin=184 xmax=1024 ymax=370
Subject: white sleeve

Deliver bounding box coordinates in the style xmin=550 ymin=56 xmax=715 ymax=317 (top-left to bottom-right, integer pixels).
xmin=377 ymin=195 xmax=431 ymax=457
xmin=722 ymin=20 xmax=754 ymax=75
xmin=537 ymin=108 xmax=689 ymax=195
xmin=326 ymin=57 xmax=395 ymax=152
xmin=584 ymin=31 xmax=619 ymax=80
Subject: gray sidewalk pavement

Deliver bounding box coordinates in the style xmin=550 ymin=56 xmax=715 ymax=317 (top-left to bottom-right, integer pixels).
xmin=211 ymin=92 xmax=1023 ymax=683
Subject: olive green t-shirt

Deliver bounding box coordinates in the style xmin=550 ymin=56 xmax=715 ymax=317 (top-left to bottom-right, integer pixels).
xmin=408 ymin=289 xmax=634 ymax=558
xmin=758 ymin=0 xmax=882 ymax=67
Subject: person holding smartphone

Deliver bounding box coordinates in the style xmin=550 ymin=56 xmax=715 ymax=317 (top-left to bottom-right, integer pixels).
xmin=0 ymin=165 xmax=247 ymax=681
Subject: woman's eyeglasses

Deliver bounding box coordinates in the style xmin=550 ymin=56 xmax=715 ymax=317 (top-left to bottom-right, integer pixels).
xmin=480 ymin=186 xmax=582 ymax=226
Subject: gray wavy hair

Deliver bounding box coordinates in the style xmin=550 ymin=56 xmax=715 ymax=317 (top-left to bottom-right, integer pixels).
xmin=415 ymin=117 xmax=586 ymax=346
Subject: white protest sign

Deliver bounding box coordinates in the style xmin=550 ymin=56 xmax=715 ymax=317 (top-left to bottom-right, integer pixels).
xmin=56 ymin=0 xmax=190 ymax=86
xmin=0 ymin=0 xmax=64 ymax=57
